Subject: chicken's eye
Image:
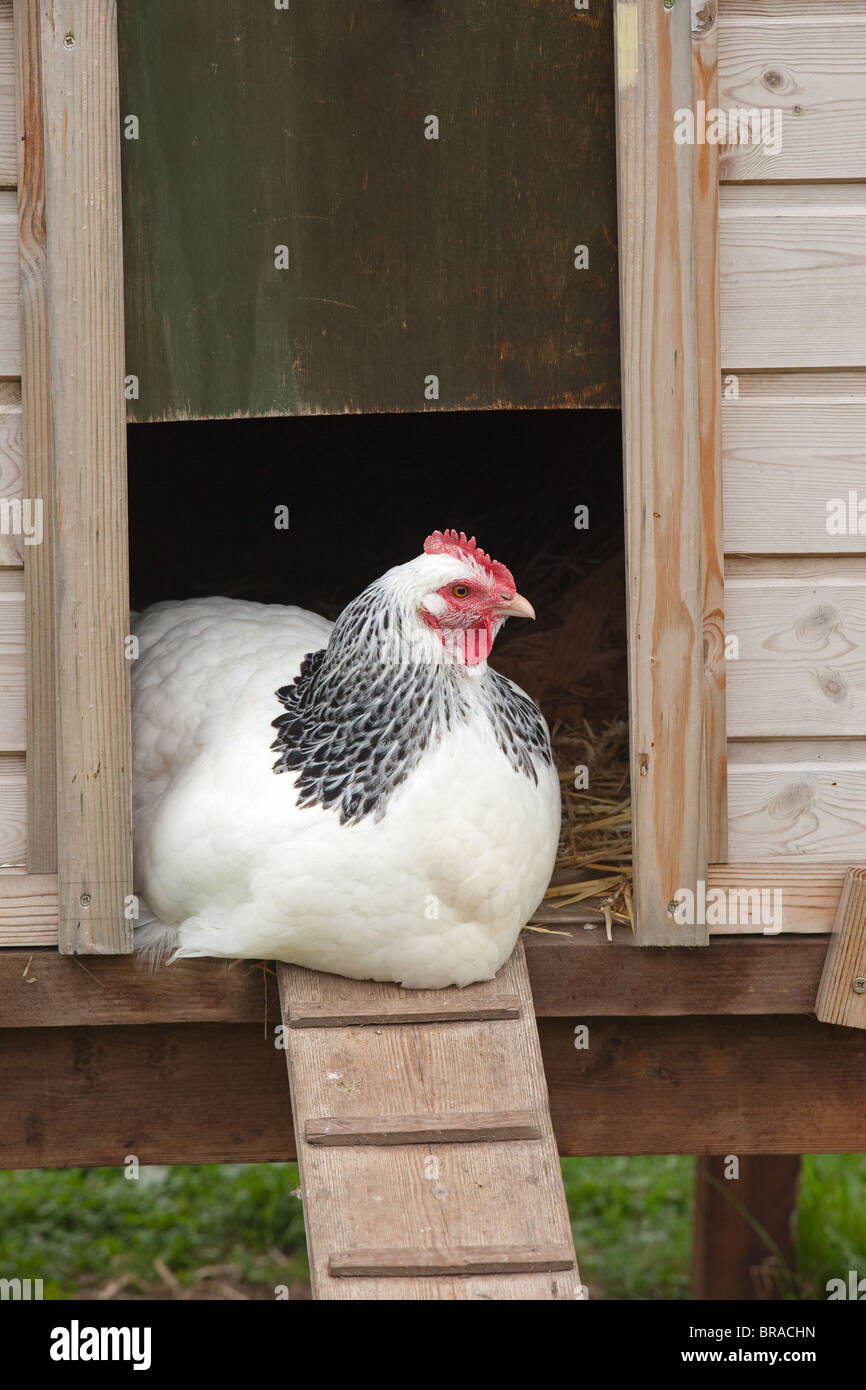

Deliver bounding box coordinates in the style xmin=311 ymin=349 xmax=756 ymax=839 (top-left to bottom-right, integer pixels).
xmin=451 ymin=584 xmax=470 ymax=599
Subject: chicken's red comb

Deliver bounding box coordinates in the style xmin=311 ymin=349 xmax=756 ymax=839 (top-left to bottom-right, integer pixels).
xmin=423 ymin=529 xmax=515 ymax=590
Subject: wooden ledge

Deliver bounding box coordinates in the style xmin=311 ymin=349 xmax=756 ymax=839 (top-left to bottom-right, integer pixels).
xmin=0 ymin=930 xmax=833 ymax=1028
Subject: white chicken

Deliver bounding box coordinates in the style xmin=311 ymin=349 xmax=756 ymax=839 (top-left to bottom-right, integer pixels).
xmin=132 ymin=530 xmax=560 ymax=988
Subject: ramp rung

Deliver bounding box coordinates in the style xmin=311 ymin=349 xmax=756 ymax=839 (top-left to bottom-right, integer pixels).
xmin=286 ymin=992 xmax=521 ymax=1028
xmin=329 ymin=1244 xmax=577 ymax=1278
xmin=305 ymin=1110 xmax=542 ymax=1146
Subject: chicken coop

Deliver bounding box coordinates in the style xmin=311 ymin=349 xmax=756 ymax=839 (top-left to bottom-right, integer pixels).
xmin=1 ymin=0 xmax=866 ymax=1301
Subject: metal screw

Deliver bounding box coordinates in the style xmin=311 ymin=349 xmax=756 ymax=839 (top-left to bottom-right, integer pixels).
xmin=792 ymin=105 xmax=803 ymax=115
xmin=79 ymin=892 xmax=92 ymax=907
xmin=667 ymin=899 xmax=677 ymax=915
xmin=853 ymin=978 xmax=866 ymax=995
xmin=63 ymin=33 xmax=75 ymax=49
xmin=663 ymin=0 xmax=676 ymax=8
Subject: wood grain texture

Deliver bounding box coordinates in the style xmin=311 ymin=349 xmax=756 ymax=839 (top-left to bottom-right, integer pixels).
xmin=0 ymin=871 xmax=57 ymax=943
xmin=728 ymin=740 xmax=866 ymax=863
xmin=40 ymin=0 xmax=132 ymax=952
xmin=815 ymin=866 xmax=866 ymax=1031
xmin=691 ymin=1155 xmax=801 ymax=1301
xmin=0 ymin=4 xmax=15 ymax=188
xmin=719 ymin=18 xmax=866 ymax=181
xmin=693 ymin=0 xmax=727 ymax=864
xmin=615 ymin=0 xmax=707 ymax=945
xmin=0 ymin=187 xmax=19 ymax=371
xmin=722 ymin=1 xmax=865 ymax=13
xmin=722 ymin=373 xmax=866 ymax=555
xmin=720 ymin=185 xmax=866 ymax=370
xmin=15 ymin=0 xmax=55 ymax=872
xmin=0 ymin=567 xmax=24 ymax=751
xmin=0 ymin=933 xmax=843 ymax=1027
xmin=0 ymin=752 xmax=24 ymax=866
xmin=278 ymin=941 xmax=580 ymax=1300
xmin=707 ymin=861 xmax=848 ymax=934
xmin=5 ymin=1014 xmax=866 ymax=1168
xmin=284 ymin=981 xmax=521 ymax=1028
xmin=0 ymin=379 xmax=22 ymax=566
xmin=328 ymin=1245 xmax=574 ymax=1278
xmin=725 ymin=562 xmax=866 ymax=738
xmin=118 ymin=0 xmax=619 ymax=421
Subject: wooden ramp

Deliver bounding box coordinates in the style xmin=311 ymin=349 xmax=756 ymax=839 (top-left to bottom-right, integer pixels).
xmin=276 ymin=940 xmax=580 ymax=1300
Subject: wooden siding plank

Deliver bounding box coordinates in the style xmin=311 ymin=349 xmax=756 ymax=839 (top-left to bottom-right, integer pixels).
xmin=0 ymin=870 xmax=56 ymax=943
xmin=707 ymin=861 xmax=849 ymax=934
xmin=693 ymin=0 xmax=727 ymax=864
xmin=720 ymin=185 xmax=866 ymax=370
xmin=728 ymin=740 xmax=866 ymax=863
xmin=40 ymin=0 xmax=132 ymax=952
xmin=722 ymin=1 xmax=866 ymax=17
xmin=719 ymin=19 xmax=866 ymax=182
xmin=6 ymin=1015 xmax=866 ymax=1167
xmin=0 ymin=752 xmax=25 ymax=867
xmin=16 ymin=0 xmax=55 ymax=872
xmin=614 ymin=0 xmax=707 ymax=944
xmin=726 ymin=564 xmax=866 ymax=738
xmin=723 ymin=374 xmax=866 ymax=555
xmin=0 ymin=379 xmax=22 ymax=566
xmin=0 ymin=187 xmax=19 ymax=372
xmin=0 ymin=3 xmax=16 ymax=188
xmin=0 ymin=567 xmax=23 ymax=751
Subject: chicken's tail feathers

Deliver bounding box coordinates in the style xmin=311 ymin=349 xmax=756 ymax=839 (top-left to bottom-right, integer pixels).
xmin=133 ymin=910 xmax=180 ymax=971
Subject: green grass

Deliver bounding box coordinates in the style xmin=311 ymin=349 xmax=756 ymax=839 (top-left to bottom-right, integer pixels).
xmin=0 ymin=1154 xmax=863 ymax=1299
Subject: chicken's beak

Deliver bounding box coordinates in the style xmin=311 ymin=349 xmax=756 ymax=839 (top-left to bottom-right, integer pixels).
xmin=491 ymin=593 xmax=536 ymax=621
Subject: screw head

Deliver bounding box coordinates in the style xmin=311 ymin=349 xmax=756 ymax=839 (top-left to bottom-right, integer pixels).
xmin=63 ymin=33 xmax=75 ymax=49
xmin=853 ymin=978 xmax=866 ymax=995
xmin=667 ymin=899 xmax=678 ymax=915
xmin=79 ymin=892 xmax=92 ymax=907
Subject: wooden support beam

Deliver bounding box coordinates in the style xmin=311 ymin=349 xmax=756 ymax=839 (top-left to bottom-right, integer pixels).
xmin=3 ymin=1015 xmax=866 ymax=1170
xmin=816 ymin=866 xmax=866 ymax=1031
xmin=614 ymin=0 xmax=707 ymax=944
xmin=39 ymin=0 xmax=132 ymax=952
xmin=692 ymin=1155 xmax=801 ymax=1301
xmin=0 ymin=932 xmax=847 ymax=1028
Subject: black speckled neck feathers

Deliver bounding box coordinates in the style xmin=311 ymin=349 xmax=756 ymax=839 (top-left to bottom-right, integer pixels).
xmin=270 ymin=580 xmax=552 ymax=825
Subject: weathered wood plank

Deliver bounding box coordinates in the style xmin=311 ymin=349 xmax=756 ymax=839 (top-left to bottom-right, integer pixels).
xmin=0 ymin=187 xmax=19 ymax=372
xmin=329 ymin=1246 xmax=574 ymax=1278
xmin=719 ymin=19 xmax=866 ymax=181
xmin=0 ymin=933 xmax=842 ymax=1027
xmin=691 ymin=1155 xmax=801 ymax=1301
xmin=118 ymin=0 xmax=619 ymax=421
xmin=305 ymin=1112 xmax=542 ymax=1147
xmin=278 ymin=941 xmax=580 ymax=1300
xmin=721 ymin=1 xmax=866 ymax=19
xmin=720 ymin=185 xmax=866 ymax=370
xmin=0 ymin=567 xmax=23 ymax=750
xmin=707 ymin=861 xmax=848 ymax=934
xmin=4 ymin=1014 xmax=866 ymax=1168
xmin=0 ymin=752 xmax=24 ymax=867
xmin=722 ymin=373 xmax=866 ymax=555
xmin=40 ymin=0 xmax=132 ymax=952
xmin=729 ymin=740 xmax=866 ymax=863
xmin=0 ymin=871 xmax=57 ymax=943
xmin=693 ymin=0 xmax=727 ymax=864
xmin=0 ymin=3 xmax=16 ymax=188
xmin=726 ymin=563 xmax=866 ymax=738
xmin=16 ymin=0 xmax=55 ymax=872
xmin=614 ymin=0 xmax=706 ymax=945
xmin=815 ymin=866 xmax=866 ymax=1031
